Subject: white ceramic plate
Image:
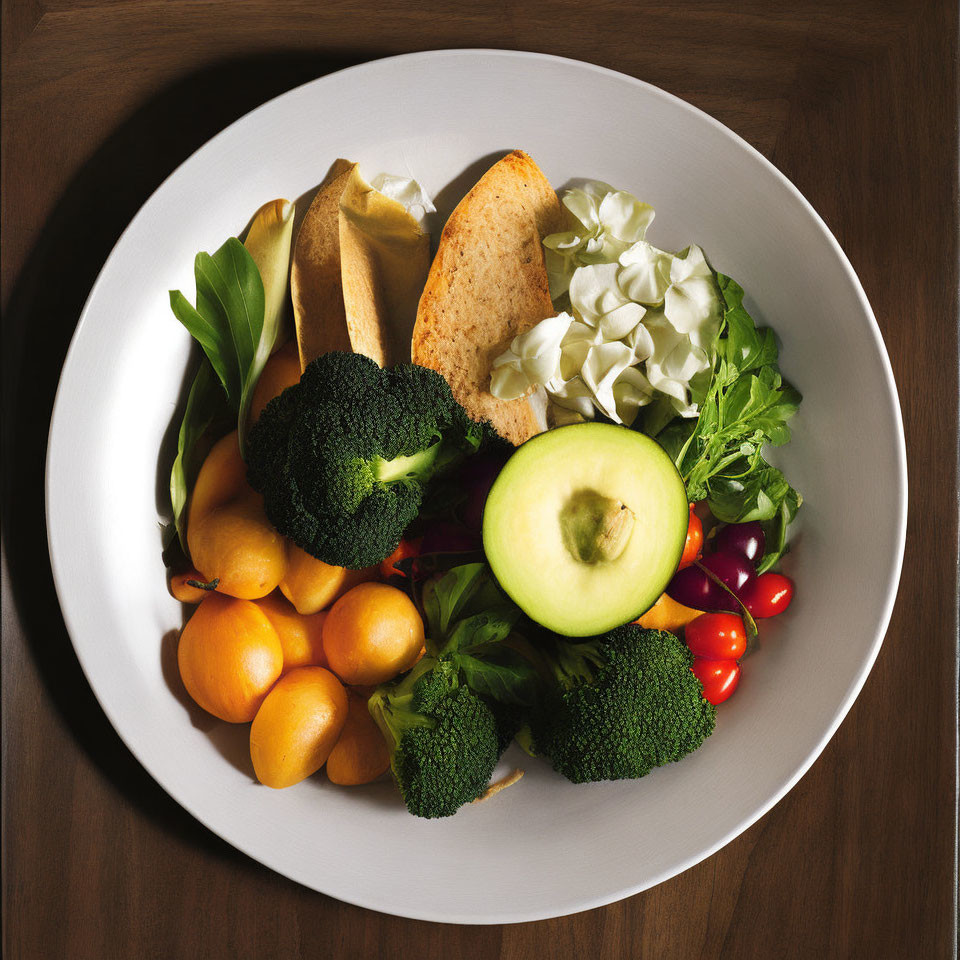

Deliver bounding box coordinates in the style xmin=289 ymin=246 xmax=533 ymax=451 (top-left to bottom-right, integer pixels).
xmin=46 ymin=50 xmax=907 ymax=924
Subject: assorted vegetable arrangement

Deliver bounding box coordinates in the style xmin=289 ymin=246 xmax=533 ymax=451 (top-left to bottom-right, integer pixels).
xmin=162 ymin=152 xmax=800 ymax=819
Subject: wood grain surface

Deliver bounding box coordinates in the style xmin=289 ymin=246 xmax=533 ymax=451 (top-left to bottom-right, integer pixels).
xmin=2 ymin=2 xmax=957 ymax=957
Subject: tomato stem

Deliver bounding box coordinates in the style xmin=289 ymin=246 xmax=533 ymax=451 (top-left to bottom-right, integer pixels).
xmin=692 ymin=560 xmax=759 ymax=651
xmin=185 ymin=577 xmax=220 ymax=591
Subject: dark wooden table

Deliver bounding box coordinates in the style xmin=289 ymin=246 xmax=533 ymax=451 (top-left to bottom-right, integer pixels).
xmin=3 ymin=2 xmax=957 ymax=957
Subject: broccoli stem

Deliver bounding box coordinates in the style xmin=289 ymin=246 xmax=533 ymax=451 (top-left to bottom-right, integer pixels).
xmin=368 ymin=657 xmax=437 ymax=750
xmin=371 ymin=443 xmax=441 ymax=484
xmin=547 ymin=638 xmax=606 ymax=691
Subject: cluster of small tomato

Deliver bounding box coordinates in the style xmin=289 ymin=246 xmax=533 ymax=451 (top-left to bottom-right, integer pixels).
xmin=667 ymin=506 xmax=795 ymax=705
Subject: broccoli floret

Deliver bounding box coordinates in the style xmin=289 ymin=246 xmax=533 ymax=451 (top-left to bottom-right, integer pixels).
xmin=530 ymin=625 xmax=716 ymax=784
xmin=368 ymin=659 xmax=501 ymax=818
xmin=246 ymin=352 xmax=491 ymax=568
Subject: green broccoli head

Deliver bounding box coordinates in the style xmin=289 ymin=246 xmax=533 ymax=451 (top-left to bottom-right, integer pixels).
xmin=530 ymin=625 xmax=716 ymax=784
xmin=246 ymin=352 xmax=490 ymax=568
xmin=368 ymin=658 xmax=501 ymax=819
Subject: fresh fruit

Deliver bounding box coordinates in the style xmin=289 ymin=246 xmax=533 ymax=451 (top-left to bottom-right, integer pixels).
xmin=186 ymin=431 xmax=248 ymax=531
xmin=249 ymin=340 xmax=301 ymax=425
xmin=742 ymin=572 xmax=795 ymax=618
xmin=691 ymin=658 xmax=741 ymax=705
xmin=633 ymin=592 xmax=703 ymax=632
xmin=701 ymin=551 xmax=756 ymax=599
xmin=685 ymin=613 xmax=746 ymax=661
xmin=188 ymin=496 xmax=287 ymax=600
xmin=326 ymin=694 xmax=391 ymax=786
xmin=185 ymin=430 xmax=287 ymax=600
xmin=323 ymin=582 xmax=425 ymax=685
xmin=668 ymin=564 xmax=727 ymax=611
xmin=279 ymin=543 xmax=376 ymax=615
xmin=254 ymin=591 xmax=327 ymax=673
xmin=249 ymin=666 xmax=348 ymax=788
xmin=678 ymin=505 xmax=703 ymax=569
xmin=168 ymin=568 xmax=216 ymax=604
xmin=482 ymin=423 xmax=689 ymax=637
xmin=177 ymin=593 xmax=283 ymax=722
xmin=714 ymin=521 xmax=765 ymax=563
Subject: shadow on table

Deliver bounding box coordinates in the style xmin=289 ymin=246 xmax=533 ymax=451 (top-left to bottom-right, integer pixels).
xmin=1 ymin=48 xmax=386 ymax=870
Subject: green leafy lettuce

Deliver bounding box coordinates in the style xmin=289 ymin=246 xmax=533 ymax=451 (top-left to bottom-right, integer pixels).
xmin=656 ymin=274 xmax=802 ymax=572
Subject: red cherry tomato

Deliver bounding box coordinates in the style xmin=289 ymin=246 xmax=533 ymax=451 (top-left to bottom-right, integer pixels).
xmin=742 ymin=572 xmax=794 ymax=618
xmin=678 ymin=504 xmax=703 ymax=569
xmin=691 ymin=658 xmax=741 ymax=705
xmin=685 ymin=613 xmax=746 ymax=661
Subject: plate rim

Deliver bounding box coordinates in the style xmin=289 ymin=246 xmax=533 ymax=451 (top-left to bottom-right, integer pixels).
xmin=44 ymin=47 xmax=908 ymax=924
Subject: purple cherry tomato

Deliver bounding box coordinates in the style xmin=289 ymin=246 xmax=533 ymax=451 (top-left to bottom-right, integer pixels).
xmin=701 ymin=550 xmax=756 ymax=600
xmin=667 ymin=564 xmax=729 ymax=611
xmin=714 ymin=521 xmax=766 ymax=563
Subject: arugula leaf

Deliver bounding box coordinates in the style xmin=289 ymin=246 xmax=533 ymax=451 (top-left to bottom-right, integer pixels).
xmin=655 ymin=271 xmax=802 ymax=551
xmin=169 ymin=237 xmax=266 ymax=456
xmin=169 ymin=358 xmax=231 ymax=552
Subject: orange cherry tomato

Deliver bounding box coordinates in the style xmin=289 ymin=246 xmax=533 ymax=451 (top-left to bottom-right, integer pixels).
xmin=685 ymin=613 xmax=746 ymax=661
xmin=678 ymin=504 xmax=703 ymax=570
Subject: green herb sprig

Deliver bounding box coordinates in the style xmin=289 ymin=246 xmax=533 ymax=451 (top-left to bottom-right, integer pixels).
xmin=657 ymin=274 xmax=802 ymax=572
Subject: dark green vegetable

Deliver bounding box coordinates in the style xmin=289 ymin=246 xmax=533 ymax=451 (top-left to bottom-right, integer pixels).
xmin=246 ymin=353 xmax=496 ymax=569
xmin=369 ymin=658 xmax=501 ymax=819
xmin=528 ymin=625 xmax=717 ymax=784
xmin=656 ymin=272 xmax=802 ymax=571
xmin=368 ymin=563 xmax=537 ymax=818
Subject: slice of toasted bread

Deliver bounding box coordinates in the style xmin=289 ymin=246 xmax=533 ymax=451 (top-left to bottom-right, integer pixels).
xmin=412 ymin=150 xmax=562 ymax=445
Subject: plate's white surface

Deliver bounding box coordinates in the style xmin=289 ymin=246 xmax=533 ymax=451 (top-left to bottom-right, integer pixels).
xmin=46 ymin=50 xmax=907 ymax=924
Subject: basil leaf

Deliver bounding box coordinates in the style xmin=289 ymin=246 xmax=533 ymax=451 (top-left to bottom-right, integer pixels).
xmin=422 ymin=562 xmax=487 ymax=640
xmin=169 ymin=358 xmax=231 ymax=552
xmin=453 ymin=650 xmax=538 ymax=705
xmin=443 ymin=607 xmax=522 ymax=655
